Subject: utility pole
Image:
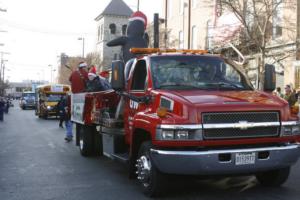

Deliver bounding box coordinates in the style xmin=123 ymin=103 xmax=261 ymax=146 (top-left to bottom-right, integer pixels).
xmin=78 ymin=37 xmax=85 ymax=58
xmin=154 ymin=14 xmax=159 ymax=48
xmin=137 ymin=0 xmax=140 ymax=11
xmin=164 ymin=0 xmax=168 ymax=48
xmin=297 ymin=0 xmax=300 ymax=60
xmin=187 ymin=0 xmax=191 ymax=49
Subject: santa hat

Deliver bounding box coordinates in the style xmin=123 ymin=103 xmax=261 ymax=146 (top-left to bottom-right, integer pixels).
xmin=99 ymin=70 xmax=110 ymax=78
xmin=78 ymin=61 xmax=87 ymax=68
xmin=129 ymin=11 xmax=147 ymax=29
xmin=88 ymin=66 xmax=97 ymax=77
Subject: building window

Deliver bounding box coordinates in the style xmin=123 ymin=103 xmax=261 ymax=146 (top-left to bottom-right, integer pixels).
xmin=179 ymin=0 xmax=184 ymax=15
xmin=192 ymin=0 xmax=198 ymax=8
xmin=167 ymin=0 xmax=172 ymax=19
xmin=191 ymin=26 xmax=197 ymax=49
xmin=97 ymin=26 xmax=101 ymax=42
xmin=273 ymin=0 xmax=283 ymax=38
xmin=109 ymin=23 xmax=116 ymax=34
xmin=206 ymin=20 xmax=213 ymax=49
xmin=179 ymin=31 xmax=184 ymax=49
xmin=100 ymin=24 xmax=104 ymax=40
xmin=122 ymin=24 xmax=127 ymax=35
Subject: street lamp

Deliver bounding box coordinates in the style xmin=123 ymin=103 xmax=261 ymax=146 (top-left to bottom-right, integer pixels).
xmin=78 ymin=37 xmax=85 ymax=58
xmin=48 ymin=64 xmax=53 ymax=83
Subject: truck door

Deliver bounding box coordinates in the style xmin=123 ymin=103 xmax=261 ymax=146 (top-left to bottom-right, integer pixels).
xmin=124 ymin=59 xmax=148 ymax=142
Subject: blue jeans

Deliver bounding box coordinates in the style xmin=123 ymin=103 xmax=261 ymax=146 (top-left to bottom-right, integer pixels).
xmin=65 ymin=120 xmax=73 ymax=138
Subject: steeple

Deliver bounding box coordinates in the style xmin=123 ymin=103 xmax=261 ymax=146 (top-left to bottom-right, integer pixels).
xmin=95 ymin=0 xmax=133 ymax=21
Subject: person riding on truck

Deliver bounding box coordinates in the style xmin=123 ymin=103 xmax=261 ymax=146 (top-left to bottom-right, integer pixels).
xmin=69 ymin=62 xmax=88 ymax=93
xmin=86 ymin=66 xmax=111 ymax=92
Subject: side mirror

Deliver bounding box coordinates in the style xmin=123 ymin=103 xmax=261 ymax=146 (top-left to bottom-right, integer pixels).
xmin=264 ymin=64 xmax=276 ymax=92
xmin=111 ymin=60 xmax=125 ymax=91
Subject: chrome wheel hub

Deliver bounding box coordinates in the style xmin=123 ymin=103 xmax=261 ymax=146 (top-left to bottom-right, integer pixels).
xmin=136 ymin=155 xmax=152 ymax=187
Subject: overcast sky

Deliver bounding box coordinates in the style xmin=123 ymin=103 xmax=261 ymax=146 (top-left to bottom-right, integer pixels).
xmin=0 ymin=0 xmax=163 ymax=82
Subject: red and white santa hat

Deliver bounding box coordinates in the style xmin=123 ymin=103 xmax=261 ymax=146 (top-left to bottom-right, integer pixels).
xmin=88 ymin=66 xmax=97 ymax=77
xmin=129 ymin=11 xmax=147 ymax=29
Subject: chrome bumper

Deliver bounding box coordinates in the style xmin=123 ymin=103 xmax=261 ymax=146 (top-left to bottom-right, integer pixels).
xmin=150 ymin=144 xmax=300 ymax=175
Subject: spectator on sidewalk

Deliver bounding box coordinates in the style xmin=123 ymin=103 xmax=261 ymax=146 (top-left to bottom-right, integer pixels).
xmin=57 ymin=96 xmax=66 ymax=128
xmin=4 ymin=98 xmax=9 ymax=114
xmin=284 ymin=85 xmax=297 ymax=107
xmin=0 ymin=97 xmax=4 ymax=121
xmin=273 ymin=87 xmax=284 ymax=98
xmin=64 ymin=95 xmax=73 ymax=142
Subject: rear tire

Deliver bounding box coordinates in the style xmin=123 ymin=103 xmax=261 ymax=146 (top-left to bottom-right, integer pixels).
xmin=136 ymin=141 xmax=165 ymax=197
xmin=79 ymin=125 xmax=95 ymax=157
xmin=75 ymin=123 xmax=81 ymax=146
xmin=256 ymin=167 xmax=290 ymax=186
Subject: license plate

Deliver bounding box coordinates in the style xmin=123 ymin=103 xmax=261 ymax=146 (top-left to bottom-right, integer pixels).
xmin=235 ymin=152 xmax=255 ymax=165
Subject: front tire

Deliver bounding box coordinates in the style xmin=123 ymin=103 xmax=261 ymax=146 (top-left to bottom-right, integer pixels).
xmin=136 ymin=141 xmax=165 ymax=197
xmin=79 ymin=125 xmax=95 ymax=157
xmin=256 ymin=167 xmax=290 ymax=186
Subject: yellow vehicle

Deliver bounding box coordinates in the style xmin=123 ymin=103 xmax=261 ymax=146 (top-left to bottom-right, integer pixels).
xmin=35 ymin=84 xmax=70 ymax=119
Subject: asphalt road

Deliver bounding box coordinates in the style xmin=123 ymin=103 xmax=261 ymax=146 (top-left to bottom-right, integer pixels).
xmin=1 ymin=101 xmax=300 ymax=200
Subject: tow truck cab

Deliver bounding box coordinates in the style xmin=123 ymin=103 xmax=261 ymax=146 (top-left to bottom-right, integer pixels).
xmin=72 ymin=49 xmax=300 ymax=197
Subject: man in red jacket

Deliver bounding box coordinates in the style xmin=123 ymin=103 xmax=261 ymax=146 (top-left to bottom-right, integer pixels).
xmin=69 ymin=62 xmax=88 ymax=93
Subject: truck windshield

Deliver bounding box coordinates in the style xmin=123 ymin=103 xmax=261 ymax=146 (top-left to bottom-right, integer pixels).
xmin=150 ymin=55 xmax=252 ymax=90
xmin=46 ymin=94 xmax=62 ymax=102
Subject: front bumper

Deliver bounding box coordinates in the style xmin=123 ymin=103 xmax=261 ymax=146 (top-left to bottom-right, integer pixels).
xmin=150 ymin=143 xmax=300 ymax=175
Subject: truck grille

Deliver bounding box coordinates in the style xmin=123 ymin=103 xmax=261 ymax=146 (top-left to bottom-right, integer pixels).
xmin=202 ymin=112 xmax=280 ymax=140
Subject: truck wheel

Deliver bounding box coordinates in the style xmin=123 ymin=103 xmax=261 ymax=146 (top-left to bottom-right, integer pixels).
xmin=79 ymin=125 xmax=95 ymax=157
xmin=256 ymin=167 xmax=290 ymax=186
xmin=75 ymin=123 xmax=81 ymax=146
xmin=136 ymin=141 xmax=165 ymax=197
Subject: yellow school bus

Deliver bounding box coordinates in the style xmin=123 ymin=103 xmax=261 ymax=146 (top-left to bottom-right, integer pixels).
xmin=35 ymin=84 xmax=70 ymax=119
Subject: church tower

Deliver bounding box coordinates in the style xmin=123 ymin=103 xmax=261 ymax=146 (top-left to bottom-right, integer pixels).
xmin=95 ymin=0 xmax=133 ymax=71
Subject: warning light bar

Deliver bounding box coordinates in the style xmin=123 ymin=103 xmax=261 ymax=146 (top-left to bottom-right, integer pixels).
xmin=130 ymin=48 xmax=208 ymax=55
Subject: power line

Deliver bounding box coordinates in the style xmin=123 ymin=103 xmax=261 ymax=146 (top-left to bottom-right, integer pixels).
xmin=0 ymin=18 xmax=95 ymax=36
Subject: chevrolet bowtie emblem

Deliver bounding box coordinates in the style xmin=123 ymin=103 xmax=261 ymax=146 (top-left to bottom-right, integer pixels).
xmin=235 ymin=121 xmax=249 ymax=130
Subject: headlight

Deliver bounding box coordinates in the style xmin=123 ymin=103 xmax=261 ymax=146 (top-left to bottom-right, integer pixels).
xmin=47 ymin=106 xmax=52 ymax=110
xmin=156 ymin=125 xmax=203 ymax=141
xmin=281 ymin=121 xmax=300 ymax=136
xmin=161 ymin=130 xmax=175 ymax=140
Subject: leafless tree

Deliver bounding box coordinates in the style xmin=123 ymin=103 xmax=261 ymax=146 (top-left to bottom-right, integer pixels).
xmin=217 ymin=0 xmax=296 ymax=89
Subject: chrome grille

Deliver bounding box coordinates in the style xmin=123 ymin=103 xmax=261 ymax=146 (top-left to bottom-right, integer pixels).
xmin=202 ymin=112 xmax=279 ymax=124
xmin=202 ymin=112 xmax=280 ymax=140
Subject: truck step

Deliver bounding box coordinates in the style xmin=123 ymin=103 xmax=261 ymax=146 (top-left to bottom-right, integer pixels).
xmin=111 ymin=152 xmax=129 ymax=163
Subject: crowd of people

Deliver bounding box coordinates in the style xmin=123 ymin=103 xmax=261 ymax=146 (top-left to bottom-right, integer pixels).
xmin=273 ymin=85 xmax=299 ymax=107
xmin=0 ymin=97 xmax=11 ymax=122
xmin=59 ymin=61 xmax=111 ymax=142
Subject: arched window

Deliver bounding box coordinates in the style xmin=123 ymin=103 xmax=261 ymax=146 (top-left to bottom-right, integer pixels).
xmin=97 ymin=26 xmax=101 ymax=41
xmin=109 ymin=23 xmax=116 ymax=34
xmin=122 ymin=24 xmax=127 ymax=35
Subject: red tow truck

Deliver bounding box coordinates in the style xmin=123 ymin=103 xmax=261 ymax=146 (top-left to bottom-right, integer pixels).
xmin=71 ymin=48 xmax=300 ymax=197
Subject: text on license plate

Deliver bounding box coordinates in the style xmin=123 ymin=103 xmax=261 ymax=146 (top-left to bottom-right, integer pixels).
xmin=235 ymin=152 xmax=255 ymax=165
